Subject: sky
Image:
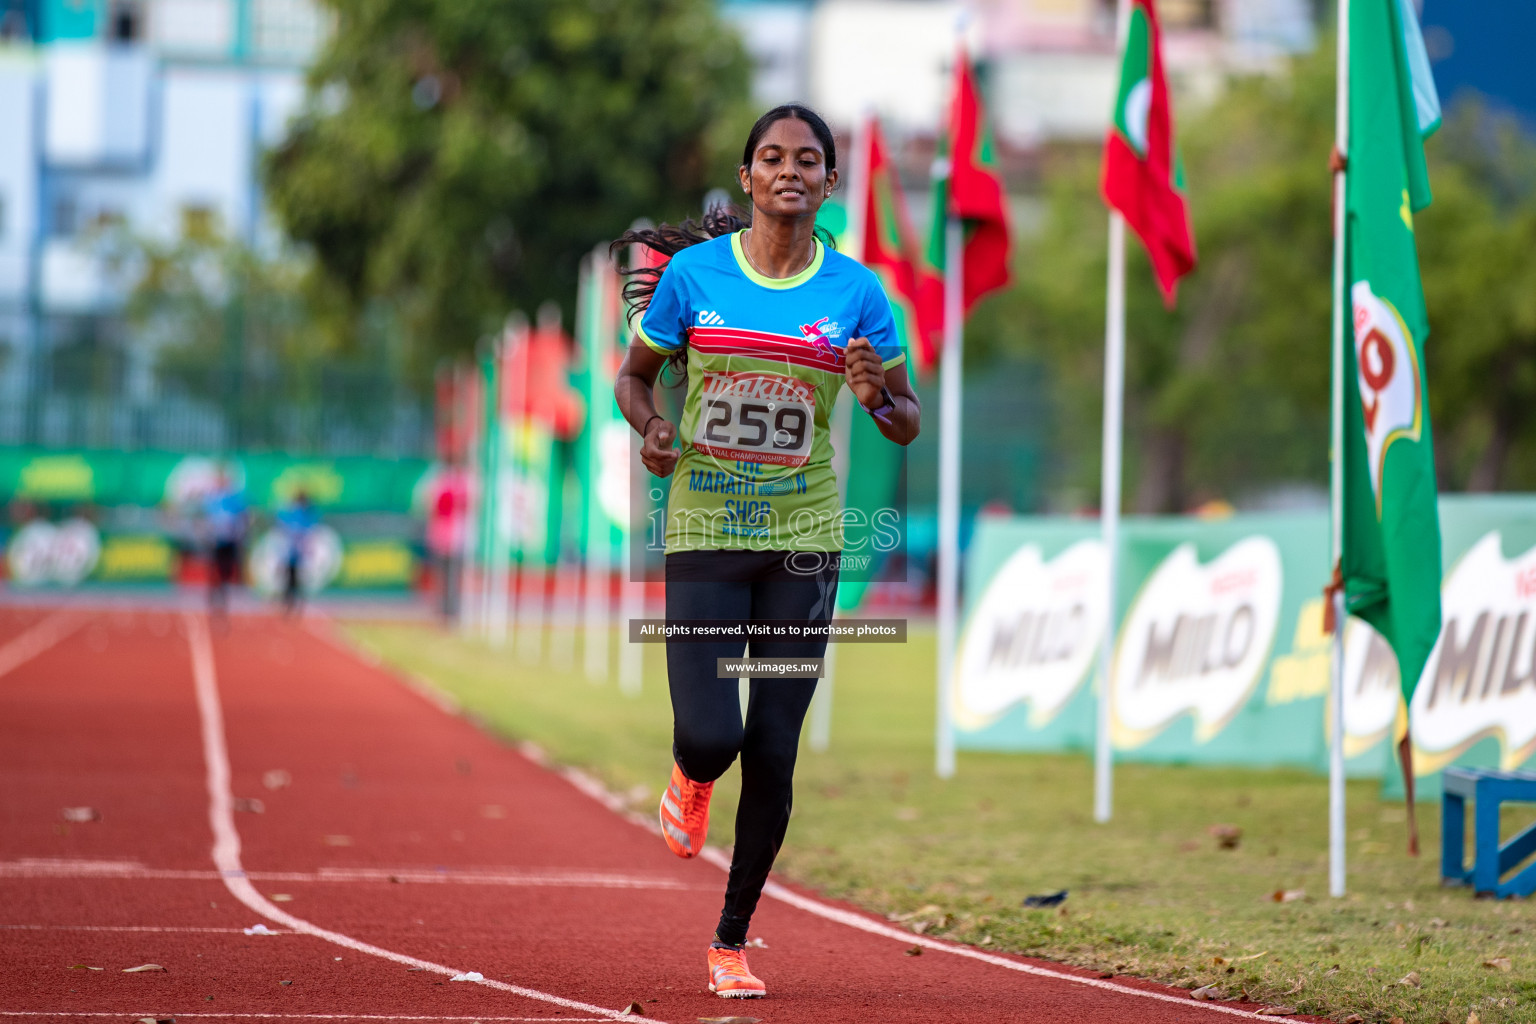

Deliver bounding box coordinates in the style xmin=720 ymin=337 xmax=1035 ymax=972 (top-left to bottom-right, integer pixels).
xmin=1420 ymin=1 xmax=1536 ymax=128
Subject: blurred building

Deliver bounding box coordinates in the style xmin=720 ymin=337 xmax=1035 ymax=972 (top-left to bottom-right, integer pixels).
xmin=0 ymin=0 xmax=419 ymax=454
xmin=0 ymin=0 xmax=1323 ymax=461
xmin=0 ymin=0 xmax=325 ymax=282
xmin=719 ymin=0 xmax=1318 ymax=517
xmin=725 ymin=0 xmax=1316 ymax=143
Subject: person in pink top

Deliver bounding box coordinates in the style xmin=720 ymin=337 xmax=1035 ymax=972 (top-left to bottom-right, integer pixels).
xmin=426 ymin=461 xmax=469 ymax=621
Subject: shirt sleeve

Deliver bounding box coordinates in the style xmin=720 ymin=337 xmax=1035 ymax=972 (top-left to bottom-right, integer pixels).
xmin=858 ymin=272 xmax=907 ymax=369
xmin=636 ymin=260 xmax=688 ymax=354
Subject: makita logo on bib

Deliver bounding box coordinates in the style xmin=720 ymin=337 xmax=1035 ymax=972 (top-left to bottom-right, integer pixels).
xmin=697 ymin=310 xmax=725 ymax=326
xmin=700 ymin=371 xmax=814 ymax=405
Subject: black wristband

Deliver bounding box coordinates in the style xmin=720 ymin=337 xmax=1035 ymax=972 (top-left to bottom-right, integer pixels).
xmin=642 ymin=414 xmax=664 ymax=438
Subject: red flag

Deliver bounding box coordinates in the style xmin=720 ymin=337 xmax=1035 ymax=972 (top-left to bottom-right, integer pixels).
xmin=1101 ymin=0 xmax=1196 ymax=305
xmin=927 ymin=48 xmax=1012 ymax=316
xmin=860 ymin=117 xmax=944 ymax=370
xmin=501 ymin=326 xmax=585 ymax=441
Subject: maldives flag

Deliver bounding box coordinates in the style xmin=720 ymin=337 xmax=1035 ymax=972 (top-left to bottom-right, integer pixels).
xmin=1101 ymin=0 xmax=1196 ymax=305
xmin=861 ymin=117 xmax=944 ymax=370
xmin=927 ymin=47 xmax=1011 ymax=317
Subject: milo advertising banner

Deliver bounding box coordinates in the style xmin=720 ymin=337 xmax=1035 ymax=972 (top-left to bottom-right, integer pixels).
xmin=954 ymin=498 xmax=1536 ymax=791
xmin=1109 ymin=522 xmax=1296 ymax=764
xmin=0 ymin=448 xmax=431 ymax=593
xmin=954 ymin=513 xmax=1334 ymax=769
xmin=1388 ymin=497 xmax=1536 ymax=797
xmin=952 ymin=518 xmax=1106 ymax=753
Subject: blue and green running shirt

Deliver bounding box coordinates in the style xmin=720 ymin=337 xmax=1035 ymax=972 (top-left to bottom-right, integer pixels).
xmin=637 ymin=230 xmax=906 ymax=553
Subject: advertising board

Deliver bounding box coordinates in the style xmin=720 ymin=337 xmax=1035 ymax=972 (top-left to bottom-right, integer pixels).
xmin=955 ymin=498 xmax=1536 ymax=793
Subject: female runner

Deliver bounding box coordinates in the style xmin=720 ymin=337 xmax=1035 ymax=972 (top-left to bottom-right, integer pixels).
xmin=613 ymin=104 xmax=920 ymax=999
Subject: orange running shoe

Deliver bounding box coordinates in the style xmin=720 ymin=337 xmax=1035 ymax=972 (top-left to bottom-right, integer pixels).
xmin=658 ymin=762 xmax=712 ymax=859
xmin=707 ymin=944 xmax=766 ymax=998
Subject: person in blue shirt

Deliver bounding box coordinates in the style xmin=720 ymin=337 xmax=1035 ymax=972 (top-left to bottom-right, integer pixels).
xmin=203 ymin=466 xmax=249 ymax=620
xmin=611 ymin=104 xmax=921 ymax=999
xmin=275 ymin=490 xmax=318 ymax=617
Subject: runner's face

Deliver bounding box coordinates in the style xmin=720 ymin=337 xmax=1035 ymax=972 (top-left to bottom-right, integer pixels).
xmin=739 ymin=118 xmax=836 ymax=221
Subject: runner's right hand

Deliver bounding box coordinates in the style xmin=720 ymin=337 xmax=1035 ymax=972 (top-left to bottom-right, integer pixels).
xmin=642 ymin=419 xmax=679 ymax=478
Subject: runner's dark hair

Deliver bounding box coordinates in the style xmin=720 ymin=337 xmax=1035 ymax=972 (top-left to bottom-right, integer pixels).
xmin=612 ymin=104 xmax=838 ymax=381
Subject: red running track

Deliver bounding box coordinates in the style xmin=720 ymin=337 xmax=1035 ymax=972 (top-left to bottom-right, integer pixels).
xmin=0 ymin=607 xmax=1315 ymax=1023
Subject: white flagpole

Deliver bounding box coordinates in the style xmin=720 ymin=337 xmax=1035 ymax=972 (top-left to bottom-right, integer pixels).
xmin=1328 ymin=0 xmax=1351 ymax=901
xmin=549 ymin=564 xmax=574 ymax=669
xmin=934 ymin=209 xmax=963 ymax=780
xmin=458 ymin=365 xmax=484 ymax=637
xmin=848 ymin=113 xmax=871 ymax=259
xmin=815 ymin=385 xmax=854 ymax=752
xmin=618 ymin=246 xmax=647 ymax=697
xmin=490 ymin=336 xmax=517 ymax=648
xmin=481 ymin=341 xmax=501 ymax=641
xmin=583 ymin=250 xmax=613 ymax=683
xmin=811 ymin=638 xmax=837 ymax=751
xmin=811 ymin=114 xmax=873 ymax=754
xmin=1094 ymin=211 xmax=1125 ymax=824
xmin=618 ymin=454 xmax=645 ymax=696
xmin=1093 ymin=0 xmax=1133 ymax=825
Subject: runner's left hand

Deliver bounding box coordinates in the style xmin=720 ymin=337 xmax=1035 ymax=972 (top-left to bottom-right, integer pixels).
xmin=843 ymin=336 xmax=885 ymax=409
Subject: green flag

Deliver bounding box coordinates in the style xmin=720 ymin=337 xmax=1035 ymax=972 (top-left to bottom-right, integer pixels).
xmin=1341 ymin=0 xmax=1443 ymax=703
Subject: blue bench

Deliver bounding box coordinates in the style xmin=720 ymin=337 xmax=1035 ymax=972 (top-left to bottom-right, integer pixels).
xmin=1441 ymin=767 xmax=1536 ymax=898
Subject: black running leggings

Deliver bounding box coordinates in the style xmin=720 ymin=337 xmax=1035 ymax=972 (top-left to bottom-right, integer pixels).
xmin=665 ymin=549 xmax=838 ymax=946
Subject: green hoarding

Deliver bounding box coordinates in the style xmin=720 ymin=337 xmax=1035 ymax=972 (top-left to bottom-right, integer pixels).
xmin=954 ymin=497 xmax=1536 ymax=795
xmin=0 ymin=448 xmax=430 ymax=513
xmin=0 ymin=449 xmax=433 ymax=593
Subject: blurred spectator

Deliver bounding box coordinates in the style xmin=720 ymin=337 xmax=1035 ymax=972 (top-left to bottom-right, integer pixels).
xmin=979 ymin=495 xmax=1014 ymax=519
xmin=427 ymin=460 xmax=469 ymax=622
xmin=203 ymin=467 xmax=249 ymax=620
xmin=275 ymin=491 xmax=318 ymax=617
xmin=1190 ymin=496 xmax=1236 ymax=520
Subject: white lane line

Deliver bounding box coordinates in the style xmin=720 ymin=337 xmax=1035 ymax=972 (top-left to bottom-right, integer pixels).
xmin=0 ymin=924 xmax=291 ymax=934
xmin=0 ymin=1014 xmax=608 ymax=1021
xmin=0 ymin=610 xmax=84 ymax=681
xmin=183 ymin=612 xmax=654 ymax=1024
xmin=0 ymin=859 xmax=692 ymax=890
xmin=527 ymin=750 xmax=1299 ymax=1023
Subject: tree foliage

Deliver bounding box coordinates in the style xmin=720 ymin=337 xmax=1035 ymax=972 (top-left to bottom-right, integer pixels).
xmin=1418 ymin=101 xmax=1536 ymax=491
xmin=977 ymin=42 xmax=1536 ymax=511
xmin=264 ymin=0 xmax=752 ymax=373
xmin=122 ymin=229 xmax=425 ymax=454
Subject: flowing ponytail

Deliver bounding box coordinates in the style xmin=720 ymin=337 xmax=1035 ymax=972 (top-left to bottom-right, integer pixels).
xmin=612 ymin=204 xmax=748 ymax=319
xmin=611 ymin=204 xmax=747 ymax=382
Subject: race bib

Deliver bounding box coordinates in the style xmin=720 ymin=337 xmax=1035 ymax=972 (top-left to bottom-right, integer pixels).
xmin=692 ymin=371 xmax=815 ymax=468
